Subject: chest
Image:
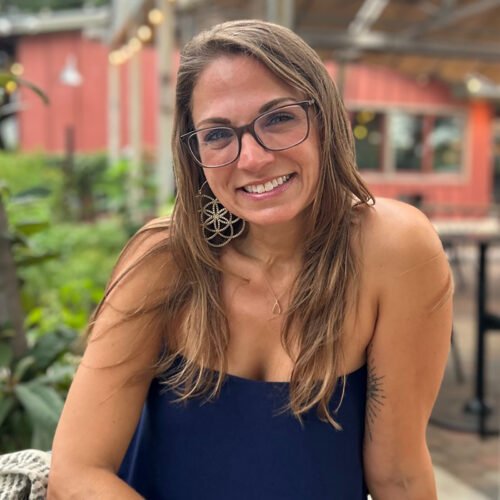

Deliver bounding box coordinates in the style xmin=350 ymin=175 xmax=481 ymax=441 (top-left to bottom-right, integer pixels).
xmin=220 ymin=271 xmax=377 ymax=382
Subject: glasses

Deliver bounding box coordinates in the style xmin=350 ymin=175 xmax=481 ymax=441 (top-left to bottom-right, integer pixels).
xmin=181 ymin=99 xmax=315 ymax=168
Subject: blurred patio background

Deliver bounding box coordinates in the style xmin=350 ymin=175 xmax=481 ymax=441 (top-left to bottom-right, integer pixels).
xmin=0 ymin=0 xmax=499 ymax=498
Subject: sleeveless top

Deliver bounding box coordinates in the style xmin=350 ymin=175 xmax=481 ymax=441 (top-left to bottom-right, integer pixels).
xmin=118 ymin=356 xmax=368 ymax=499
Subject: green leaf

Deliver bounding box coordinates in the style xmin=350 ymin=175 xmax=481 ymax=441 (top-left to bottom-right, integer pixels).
xmin=31 ymin=423 xmax=54 ymax=451
xmin=0 ymin=396 xmax=15 ymax=429
xmin=0 ymin=342 xmax=13 ymax=368
xmin=35 ymin=364 xmax=77 ymax=385
xmin=12 ymin=187 xmax=52 ymax=199
xmin=25 ymin=307 xmax=43 ymax=328
xmin=0 ymin=74 xmax=13 ymax=87
xmin=16 ymin=78 xmax=49 ymax=105
xmin=13 ymin=355 xmax=36 ymax=382
xmin=14 ymin=383 xmax=63 ymax=450
xmin=28 ymin=328 xmax=77 ymax=371
xmin=0 ymin=320 xmax=14 ymax=340
xmin=14 ymin=220 xmax=50 ymax=236
xmin=15 ymin=252 xmax=60 ymax=267
xmin=0 ymin=230 xmax=17 ymax=243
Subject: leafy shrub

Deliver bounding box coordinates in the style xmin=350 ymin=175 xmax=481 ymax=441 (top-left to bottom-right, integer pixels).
xmin=0 ymin=151 xmax=130 ymax=451
xmin=0 ymin=327 xmax=79 ymax=452
xmin=18 ymin=217 xmax=128 ymax=340
xmin=0 ymin=152 xmax=63 ymax=225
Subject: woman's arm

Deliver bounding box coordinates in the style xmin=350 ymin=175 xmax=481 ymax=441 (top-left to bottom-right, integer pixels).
xmin=48 ymin=225 xmax=168 ymax=499
xmin=362 ymin=200 xmax=453 ymax=499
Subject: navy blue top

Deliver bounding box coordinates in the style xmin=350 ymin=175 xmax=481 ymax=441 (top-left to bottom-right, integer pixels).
xmin=118 ymin=357 xmax=368 ymax=499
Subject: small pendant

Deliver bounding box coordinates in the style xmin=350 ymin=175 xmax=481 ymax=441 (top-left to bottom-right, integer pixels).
xmin=272 ymin=299 xmax=282 ymax=315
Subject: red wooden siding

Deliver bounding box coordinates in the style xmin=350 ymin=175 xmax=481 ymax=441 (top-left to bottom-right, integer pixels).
xmin=15 ymin=35 xmax=496 ymax=211
xmin=17 ymin=32 xmax=158 ymax=153
xmin=325 ymin=61 xmax=494 ymax=213
xmin=18 ymin=32 xmax=108 ymax=152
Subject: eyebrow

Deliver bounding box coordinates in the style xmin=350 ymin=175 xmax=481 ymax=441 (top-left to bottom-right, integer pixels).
xmin=195 ymin=97 xmax=298 ymax=128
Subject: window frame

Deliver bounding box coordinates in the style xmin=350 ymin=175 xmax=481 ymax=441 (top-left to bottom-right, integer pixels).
xmin=347 ymin=103 xmax=469 ymax=183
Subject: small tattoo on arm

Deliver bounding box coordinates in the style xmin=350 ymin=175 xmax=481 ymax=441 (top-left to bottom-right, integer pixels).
xmin=365 ymin=364 xmax=386 ymax=442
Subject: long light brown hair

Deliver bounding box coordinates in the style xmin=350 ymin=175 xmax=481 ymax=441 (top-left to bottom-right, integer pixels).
xmin=89 ymin=19 xmax=374 ymax=428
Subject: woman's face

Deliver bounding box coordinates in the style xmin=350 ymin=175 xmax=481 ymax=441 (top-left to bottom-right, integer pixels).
xmin=190 ymin=55 xmax=321 ymax=228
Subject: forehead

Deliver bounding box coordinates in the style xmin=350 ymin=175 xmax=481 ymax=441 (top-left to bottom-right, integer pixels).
xmin=191 ymin=55 xmax=300 ymax=125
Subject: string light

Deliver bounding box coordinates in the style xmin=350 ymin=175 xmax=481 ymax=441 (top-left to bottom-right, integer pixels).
xmin=353 ymin=125 xmax=368 ymax=140
xmin=127 ymin=37 xmax=142 ymax=54
xmin=137 ymin=25 xmax=152 ymax=42
xmin=110 ymin=7 xmax=163 ymax=66
xmin=148 ymin=8 xmax=164 ymax=25
xmin=356 ymin=110 xmax=374 ymax=124
xmin=5 ymin=80 xmax=18 ymax=94
xmin=466 ymin=77 xmax=481 ymax=94
xmin=10 ymin=62 xmax=24 ymax=76
xmin=109 ymin=50 xmax=124 ymax=65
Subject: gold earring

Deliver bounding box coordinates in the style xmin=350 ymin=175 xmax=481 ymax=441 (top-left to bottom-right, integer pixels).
xmin=198 ymin=181 xmax=245 ymax=247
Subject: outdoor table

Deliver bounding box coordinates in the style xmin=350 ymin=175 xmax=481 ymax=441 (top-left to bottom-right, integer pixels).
xmin=436 ymin=222 xmax=500 ymax=438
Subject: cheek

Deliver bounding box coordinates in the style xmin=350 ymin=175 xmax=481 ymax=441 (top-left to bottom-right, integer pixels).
xmin=203 ymin=171 xmax=232 ymax=203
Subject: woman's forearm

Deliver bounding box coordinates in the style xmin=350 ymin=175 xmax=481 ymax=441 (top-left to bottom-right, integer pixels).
xmin=48 ymin=466 xmax=144 ymax=500
xmin=367 ymin=466 xmax=437 ymax=500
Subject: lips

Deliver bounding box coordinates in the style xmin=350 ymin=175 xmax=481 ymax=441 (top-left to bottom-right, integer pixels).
xmin=241 ymin=174 xmax=292 ymax=194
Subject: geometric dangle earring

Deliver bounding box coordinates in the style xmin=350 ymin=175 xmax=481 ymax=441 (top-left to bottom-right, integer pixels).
xmin=197 ymin=181 xmax=245 ymax=248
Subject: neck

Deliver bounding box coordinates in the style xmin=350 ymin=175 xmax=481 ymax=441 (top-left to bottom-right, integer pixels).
xmin=234 ymin=214 xmax=309 ymax=272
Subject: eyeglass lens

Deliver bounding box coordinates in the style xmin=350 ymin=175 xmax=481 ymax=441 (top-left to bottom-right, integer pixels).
xmin=188 ymin=103 xmax=309 ymax=168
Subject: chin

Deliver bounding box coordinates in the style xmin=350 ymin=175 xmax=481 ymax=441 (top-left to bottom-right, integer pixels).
xmin=241 ymin=207 xmax=306 ymax=227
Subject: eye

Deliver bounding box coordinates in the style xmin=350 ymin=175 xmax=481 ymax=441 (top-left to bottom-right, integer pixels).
xmin=264 ymin=111 xmax=296 ymax=127
xmin=202 ymin=128 xmax=233 ymax=144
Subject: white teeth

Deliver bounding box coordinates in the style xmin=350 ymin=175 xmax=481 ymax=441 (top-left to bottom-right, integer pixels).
xmin=243 ymin=175 xmax=291 ymax=193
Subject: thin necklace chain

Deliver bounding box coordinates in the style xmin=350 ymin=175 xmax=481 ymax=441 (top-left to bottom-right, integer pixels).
xmin=261 ymin=271 xmax=287 ymax=315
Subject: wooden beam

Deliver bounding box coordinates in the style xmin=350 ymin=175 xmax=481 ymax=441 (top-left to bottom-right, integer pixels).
xmin=348 ymin=0 xmax=390 ymax=36
xmin=156 ymin=0 xmax=176 ymax=208
xmin=402 ymin=0 xmax=500 ymax=39
xmin=299 ymin=29 xmax=500 ymax=61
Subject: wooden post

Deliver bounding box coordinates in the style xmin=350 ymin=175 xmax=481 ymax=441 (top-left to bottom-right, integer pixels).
xmin=266 ymin=0 xmax=295 ymax=29
xmin=108 ymin=61 xmax=121 ymax=167
xmin=155 ymin=0 xmax=176 ymax=211
xmin=128 ymin=47 xmax=143 ymax=224
xmin=0 ymin=192 xmax=27 ymax=359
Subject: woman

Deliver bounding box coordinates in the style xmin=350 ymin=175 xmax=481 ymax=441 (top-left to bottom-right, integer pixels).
xmin=48 ymin=20 xmax=453 ymax=499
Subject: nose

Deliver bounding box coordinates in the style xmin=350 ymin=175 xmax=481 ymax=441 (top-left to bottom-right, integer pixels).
xmin=236 ymin=131 xmax=274 ymax=171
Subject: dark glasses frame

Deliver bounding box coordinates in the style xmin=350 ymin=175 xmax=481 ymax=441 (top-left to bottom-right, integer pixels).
xmin=181 ymin=99 xmax=315 ymax=168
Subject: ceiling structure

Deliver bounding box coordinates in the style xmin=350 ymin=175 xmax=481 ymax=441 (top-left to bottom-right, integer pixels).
xmin=173 ymin=0 xmax=500 ymax=95
xmin=67 ymin=0 xmax=500 ymax=96
xmin=293 ymin=0 xmax=500 ymax=87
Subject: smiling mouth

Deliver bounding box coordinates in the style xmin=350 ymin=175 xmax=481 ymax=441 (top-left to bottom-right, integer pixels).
xmin=242 ymin=174 xmax=293 ymax=194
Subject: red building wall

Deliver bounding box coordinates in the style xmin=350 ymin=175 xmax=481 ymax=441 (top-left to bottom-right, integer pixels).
xmin=18 ymin=32 xmax=108 ymax=152
xmin=17 ymin=31 xmax=158 ymax=153
xmin=325 ymin=61 xmax=495 ymax=212
xmin=16 ymin=33 xmax=495 ymax=211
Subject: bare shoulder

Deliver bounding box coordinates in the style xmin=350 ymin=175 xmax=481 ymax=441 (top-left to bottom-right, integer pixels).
xmin=360 ymin=199 xmax=453 ymax=496
xmin=357 ymin=197 xmax=444 ymax=278
xmin=50 ymin=217 xmax=176 ymax=488
xmin=114 ymin=216 xmax=173 ymax=275
xmin=103 ymin=216 xmax=175 ymax=306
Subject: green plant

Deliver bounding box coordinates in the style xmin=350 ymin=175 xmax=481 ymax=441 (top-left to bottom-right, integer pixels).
xmin=0 ymin=152 xmax=63 ymax=226
xmin=0 ymin=74 xmax=49 ymax=105
xmin=0 ymin=326 xmax=79 ymax=452
xmin=0 ymin=181 xmax=126 ymax=452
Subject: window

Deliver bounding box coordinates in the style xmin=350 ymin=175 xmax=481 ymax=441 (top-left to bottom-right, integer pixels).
xmin=429 ymin=116 xmax=463 ymax=172
xmin=349 ymin=107 xmax=464 ymax=174
xmin=349 ymin=110 xmax=384 ymax=170
xmin=391 ymin=112 xmax=423 ymax=171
